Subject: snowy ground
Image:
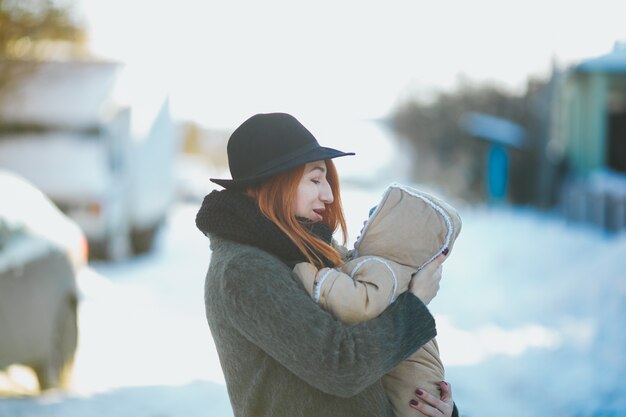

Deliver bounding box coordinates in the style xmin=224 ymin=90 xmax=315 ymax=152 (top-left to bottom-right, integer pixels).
xmin=1 ymin=182 xmax=626 ymax=417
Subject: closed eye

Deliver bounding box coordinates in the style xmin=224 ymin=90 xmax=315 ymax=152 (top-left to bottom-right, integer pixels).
xmin=311 ymin=179 xmax=320 ymax=184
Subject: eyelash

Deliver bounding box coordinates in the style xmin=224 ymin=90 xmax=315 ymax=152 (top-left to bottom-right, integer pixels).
xmin=312 ymin=179 xmax=320 ymax=185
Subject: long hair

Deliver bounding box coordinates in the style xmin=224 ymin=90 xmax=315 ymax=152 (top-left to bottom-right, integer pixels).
xmin=246 ymin=160 xmax=348 ymax=268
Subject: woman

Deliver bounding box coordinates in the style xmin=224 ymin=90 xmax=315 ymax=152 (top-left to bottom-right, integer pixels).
xmin=195 ymin=112 xmax=457 ymax=417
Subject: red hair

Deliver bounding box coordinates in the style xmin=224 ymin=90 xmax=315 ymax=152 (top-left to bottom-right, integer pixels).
xmin=246 ymin=160 xmax=347 ymax=268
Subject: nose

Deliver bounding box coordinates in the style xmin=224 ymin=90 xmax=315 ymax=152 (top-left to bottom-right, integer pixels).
xmin=321 ymin=182 xmax=334 ymax=204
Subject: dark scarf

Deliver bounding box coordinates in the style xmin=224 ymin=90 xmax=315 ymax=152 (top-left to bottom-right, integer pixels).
xmin=195 ymin=189 xmax=335 ymax=268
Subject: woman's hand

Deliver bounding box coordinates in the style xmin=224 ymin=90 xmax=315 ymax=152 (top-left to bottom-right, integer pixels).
xmin=410 ymin=381 xmax=455 ymax=417
xmin=408 ymin=254 xmax=445 ymax=305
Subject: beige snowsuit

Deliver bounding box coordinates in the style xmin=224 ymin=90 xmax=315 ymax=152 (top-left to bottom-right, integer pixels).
xmin=294 ymin=183 xmax=462 ymax=417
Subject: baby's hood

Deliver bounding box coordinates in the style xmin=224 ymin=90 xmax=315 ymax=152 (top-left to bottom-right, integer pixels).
xmin=353 ymin=184 xmax=462 ymax=269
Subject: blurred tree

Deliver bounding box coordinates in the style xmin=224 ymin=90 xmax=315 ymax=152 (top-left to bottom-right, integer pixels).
xmin=0 ymin=0 xmax=86 ymax=112
xmin=390 ymin=76 xmax=552 ymax=205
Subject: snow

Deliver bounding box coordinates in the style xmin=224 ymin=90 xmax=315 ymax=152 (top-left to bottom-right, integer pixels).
xmin=0 ymin=170 xmax=86 ymax=271
xmin=1 ymin=184 xmax=626 ymax=417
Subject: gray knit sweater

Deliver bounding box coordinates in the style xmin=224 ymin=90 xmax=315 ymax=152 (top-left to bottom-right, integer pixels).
xmin=204 ymin=235 xmax=437 ymax=417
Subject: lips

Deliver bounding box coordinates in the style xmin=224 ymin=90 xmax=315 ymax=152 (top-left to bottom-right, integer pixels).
xmin=312 ymin=208 xmax=325 ymax=221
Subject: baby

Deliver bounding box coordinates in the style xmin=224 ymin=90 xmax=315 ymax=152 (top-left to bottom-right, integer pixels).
xmin=294 ymin=183 xmax=461 ymax=417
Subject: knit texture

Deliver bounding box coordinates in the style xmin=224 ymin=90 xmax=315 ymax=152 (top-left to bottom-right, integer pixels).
xmin=196 ymin=189 xmax=334 ymax=267
xmin=204 ymin=236 xmax=437 ymax=417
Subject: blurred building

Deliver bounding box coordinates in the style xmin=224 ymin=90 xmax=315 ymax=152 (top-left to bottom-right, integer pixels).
xmin=551 ymin=42 xmax=626 ymax=232
xmin=0 ymin=60 xmax=178 ymax=259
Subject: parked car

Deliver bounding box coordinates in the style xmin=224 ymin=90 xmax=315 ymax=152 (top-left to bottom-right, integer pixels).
xmin=0 ymin=170 xmax=88 ymax=391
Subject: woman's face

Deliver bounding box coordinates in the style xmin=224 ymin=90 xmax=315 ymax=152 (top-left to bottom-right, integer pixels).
xmin=294 ymin=160 xmax=334 ymax=222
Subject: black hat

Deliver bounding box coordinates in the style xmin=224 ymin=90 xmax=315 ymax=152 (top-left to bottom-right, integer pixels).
xmin=210 ymin=113 xmax=355 ymax=189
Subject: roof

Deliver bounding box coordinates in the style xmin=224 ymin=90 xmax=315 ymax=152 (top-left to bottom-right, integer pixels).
xmin=461 ymin=112 xmax=526 ymax=148
xmin=575 ymin=41 xmax=626 ymax=73
xmin=0 ymin=59 xmax=170 ymax=135
xmin=0 ymin=60 xmax=121 ymax=128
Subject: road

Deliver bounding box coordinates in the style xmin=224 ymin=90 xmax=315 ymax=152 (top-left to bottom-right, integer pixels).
xmin=1 ymin=185 xmax=626 ymax=417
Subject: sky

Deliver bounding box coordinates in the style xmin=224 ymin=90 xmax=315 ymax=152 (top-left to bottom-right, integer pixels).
xmin=76 ymin=0 xmax=626 ymax=129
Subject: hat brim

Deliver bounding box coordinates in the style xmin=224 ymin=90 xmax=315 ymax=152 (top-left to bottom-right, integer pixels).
xmin=210 ymin=146 xmax=354 ymax=189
